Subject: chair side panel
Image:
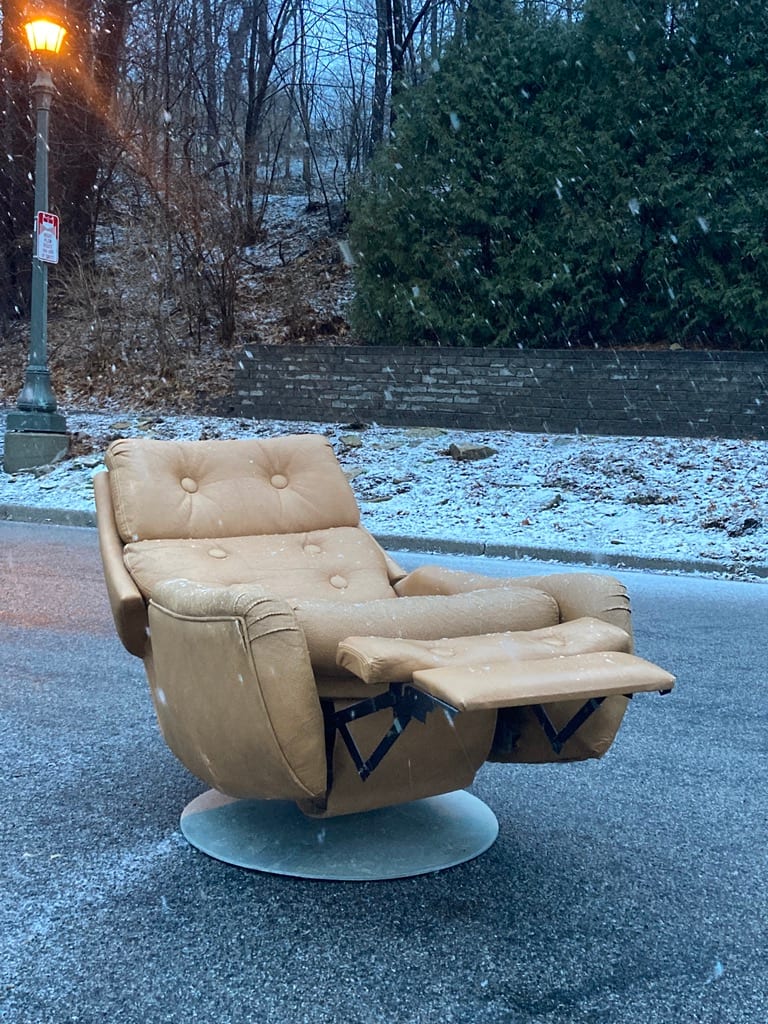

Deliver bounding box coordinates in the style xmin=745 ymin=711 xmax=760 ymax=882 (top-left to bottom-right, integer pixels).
xmin=147 ymin=597 xmax=327 ymax=801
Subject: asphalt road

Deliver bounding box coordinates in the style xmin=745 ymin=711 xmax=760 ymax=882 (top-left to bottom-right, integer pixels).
xmin=1 ymin=521 xmax=766 ymax=1024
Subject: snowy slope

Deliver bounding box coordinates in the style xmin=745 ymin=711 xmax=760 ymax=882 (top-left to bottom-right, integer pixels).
xmin=1 ymin=408 xmax=766 ymax=579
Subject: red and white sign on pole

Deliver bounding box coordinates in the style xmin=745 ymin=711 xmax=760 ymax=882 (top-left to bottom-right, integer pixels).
xmin=35 ymin=211 xmax=60 ymax=264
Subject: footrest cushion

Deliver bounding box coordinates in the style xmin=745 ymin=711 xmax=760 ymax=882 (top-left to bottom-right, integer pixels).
xmin=336 ymin=617 xmax=632 ymax=686
xmin=413 ymin=651 xmax=675 ymax=712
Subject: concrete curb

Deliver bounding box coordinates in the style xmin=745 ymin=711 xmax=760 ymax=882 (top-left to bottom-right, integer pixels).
xmin=2 ymin=502 xmax=767 ymax=580
xmin=0 ymin=503 xmax=97 ymax=528
xmin=375 ymin=533 xmax=768 ymax=580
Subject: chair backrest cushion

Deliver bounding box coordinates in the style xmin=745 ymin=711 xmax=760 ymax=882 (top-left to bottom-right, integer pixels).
xmin=124 ymin=527 xmax=398 ymax=603
xmin=105 ymin=433 xmax=360 ymax=542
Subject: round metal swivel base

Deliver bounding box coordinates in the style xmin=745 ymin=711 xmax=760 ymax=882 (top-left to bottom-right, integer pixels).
xmin=180 ymin=789 xmax=499 ymax=880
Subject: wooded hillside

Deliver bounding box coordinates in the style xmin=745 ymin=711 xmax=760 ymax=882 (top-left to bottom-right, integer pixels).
xmin=1 ymin=0 xmax=765 ymax=383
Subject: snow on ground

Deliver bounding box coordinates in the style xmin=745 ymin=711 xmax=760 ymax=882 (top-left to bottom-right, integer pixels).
xmin=1 ymin=407 xmax=766 ymax=580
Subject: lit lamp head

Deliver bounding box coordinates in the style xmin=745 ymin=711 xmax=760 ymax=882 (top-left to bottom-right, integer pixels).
xmin=23 ymin=7 xmax=67 ymax=56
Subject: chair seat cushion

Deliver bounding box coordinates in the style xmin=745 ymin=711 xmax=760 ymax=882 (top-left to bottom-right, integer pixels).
xmin=123 ymin=527 xmax=398 ymax=603
xmin=292 ymin=586 xmax=560 ymax=676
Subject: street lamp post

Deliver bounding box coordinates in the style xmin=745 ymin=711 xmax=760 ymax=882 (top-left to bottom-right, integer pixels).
xmin=3 ymin=11 xmax=69 ymax=474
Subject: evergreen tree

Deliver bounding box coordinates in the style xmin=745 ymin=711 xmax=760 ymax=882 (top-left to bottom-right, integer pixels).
xmin=349 ymin=5 xmax=572 ymax=347
xmin=349 ymin=0 xmax=768 ymax=350
xmin=670 ymin=0 xmax=768 ymax=346
xmin=554 ymin=0 xmax=692 ymax=344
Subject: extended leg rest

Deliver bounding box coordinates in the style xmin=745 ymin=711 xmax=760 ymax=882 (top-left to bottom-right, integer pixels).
xmin=410 ymin=650 xmax=674 ymax=712
xmin=334 ymin=627 xmax=675 ymax=772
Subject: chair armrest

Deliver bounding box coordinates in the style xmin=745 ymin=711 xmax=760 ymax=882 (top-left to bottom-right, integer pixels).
xmin=93 ymin=471 xmax=149 ymax=658
xmin=510 ymin=572 xmax=632 ymax=640
xmin=395 ymin=565 xmax=632 ymax=643
xmin=147 ymin=580 xmax=327 ymax=801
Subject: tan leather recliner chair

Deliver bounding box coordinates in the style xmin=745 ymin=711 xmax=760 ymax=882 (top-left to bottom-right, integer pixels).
xmin=95 ymin=433 xmax=672 ymax=874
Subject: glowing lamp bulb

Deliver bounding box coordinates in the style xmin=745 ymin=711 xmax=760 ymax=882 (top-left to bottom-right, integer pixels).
xmin=24 ymin=17 xmax=67 ymax=55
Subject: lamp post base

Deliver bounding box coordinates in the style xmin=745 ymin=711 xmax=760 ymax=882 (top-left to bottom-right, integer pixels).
xmin=5 ymin=408 xmax=67 ymax=433
xmin=3 ymin=429 xmax=68 ymax=474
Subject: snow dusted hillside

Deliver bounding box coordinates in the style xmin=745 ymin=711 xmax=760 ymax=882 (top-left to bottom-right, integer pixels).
xmin=1 ymin=408 xmax=765 ymax=580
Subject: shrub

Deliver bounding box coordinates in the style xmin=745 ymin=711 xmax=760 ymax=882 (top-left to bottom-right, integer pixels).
xmin=349 ymin=0 xmax=768 ymax=351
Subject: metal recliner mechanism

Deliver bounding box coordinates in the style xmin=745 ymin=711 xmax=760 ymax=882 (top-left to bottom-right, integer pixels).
xmin=327 ymin=647 xmax=676 ymax=779
xmin=324 ymin=684 xmax=459 ymax=782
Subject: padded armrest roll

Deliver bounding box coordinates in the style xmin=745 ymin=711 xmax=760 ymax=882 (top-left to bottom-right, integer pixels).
xmin=293 ymin=586 xmax=560 ymax=675
xmin=395 ymin=566 xmax=632 ymax=641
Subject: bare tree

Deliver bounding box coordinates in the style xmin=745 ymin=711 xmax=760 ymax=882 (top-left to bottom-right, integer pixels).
xmin=240 ymin=0 xmax=297 ymax=239
xmin=0 ymin=0 xmax=34 ymax=326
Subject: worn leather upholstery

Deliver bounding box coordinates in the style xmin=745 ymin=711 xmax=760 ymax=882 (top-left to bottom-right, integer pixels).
xmin=147 ymin=580 xmax=326 ymax=801
xmin=123 ymin=528 xmax=400 ymax=602
xmin=95 ymin=432 xmax=642 ymax=817
xmin=336 ymin=617 xmax=633 ymax=685
xmin=105 ymin=434 xmax=361 ymax=541
xmin=293 ymin=586 xmax=559 ymax=677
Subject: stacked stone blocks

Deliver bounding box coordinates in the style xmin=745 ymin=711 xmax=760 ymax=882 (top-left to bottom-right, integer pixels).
xmin=228 ymin=346 xmax=767 ymax=440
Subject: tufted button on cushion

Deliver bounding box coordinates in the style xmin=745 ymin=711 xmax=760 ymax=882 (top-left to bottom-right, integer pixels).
xmin=180 ymin=477 xmax=198 ymax=493
xmin=270 ymin=474 xmax=288 ymax=489
xmin=208 ymin=547 xmax=228 ymax=559
xmin=330 ymin=575 xmax=348 ymax=590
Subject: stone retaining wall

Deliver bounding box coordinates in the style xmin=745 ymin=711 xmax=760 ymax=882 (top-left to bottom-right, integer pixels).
xmin=226 ymin=346 xmax=767 ymax=439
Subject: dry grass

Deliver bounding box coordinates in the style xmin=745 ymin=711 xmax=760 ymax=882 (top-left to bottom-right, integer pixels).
xmin=0 ymin=202 xmax=354 ymax=415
